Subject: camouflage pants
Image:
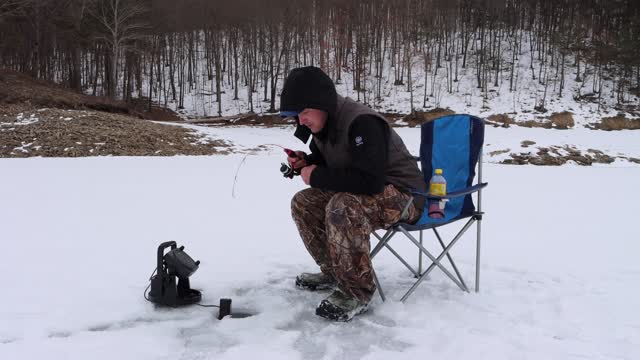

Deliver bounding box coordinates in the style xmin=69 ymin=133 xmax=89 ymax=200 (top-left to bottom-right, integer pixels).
xmin=291 ymin=184 xmax=420 ymax=302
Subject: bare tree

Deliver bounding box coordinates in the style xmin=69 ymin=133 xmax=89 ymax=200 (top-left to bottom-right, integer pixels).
xmin=1 ymin=0 xmax=639 ymax=116
xmin=90 ymin=0 xmax=149 ymax=98
xmin=0 ymin=0 xmax=29 ymax=22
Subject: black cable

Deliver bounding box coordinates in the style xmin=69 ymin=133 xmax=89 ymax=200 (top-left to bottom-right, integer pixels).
xmin=195 ymin=303 xmax=219 ymax=308
xmin=143 ymin=267 xmax=157 ymax=302
xmin=143 ymin=282 xmax=152 ymax=301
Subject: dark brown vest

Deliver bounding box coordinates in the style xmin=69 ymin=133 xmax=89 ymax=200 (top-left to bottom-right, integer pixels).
xmin=313 ymin=96 xmax=427 ymax=210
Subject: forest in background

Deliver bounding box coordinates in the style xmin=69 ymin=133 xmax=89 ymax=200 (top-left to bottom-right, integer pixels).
xmin=0 ymin=0 xmax=639 ymax=116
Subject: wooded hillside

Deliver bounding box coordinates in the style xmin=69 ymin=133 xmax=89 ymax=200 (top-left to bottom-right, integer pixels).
xmin=1 ymin=0 xmax=638 ymax=115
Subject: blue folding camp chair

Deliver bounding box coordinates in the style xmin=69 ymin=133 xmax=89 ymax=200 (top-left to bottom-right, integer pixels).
xmin=371 ymin=114 xmax=487 ymax=302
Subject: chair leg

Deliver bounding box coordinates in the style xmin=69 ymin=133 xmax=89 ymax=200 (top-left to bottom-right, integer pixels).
xmin=372 ymin=218 xmax=479 ymax=302
xmin=370 ymin=229 xmax=394 ymax=258
xmin=371 ymin=268 xmax=386 ymax=302
xmin=418 ymin=230 xmax=423 ymax=275
xmin=397 ymin=220 xmax=475 ymax=301
xmin=372 ymin=230 xmax=419 ymax=278
xmin=397 ymin=227 xmax=466 ymax=296
xmin=382 ymin=243 xmax=420 ymax=277
xmin=476 ymin=218 xmax=482 ymax=293
xmin=433 ymin=228 xmax=468 ymax=291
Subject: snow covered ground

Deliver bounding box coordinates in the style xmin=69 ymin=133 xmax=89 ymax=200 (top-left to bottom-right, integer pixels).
xmin=1 ymin=125 xmax=639 ymax=360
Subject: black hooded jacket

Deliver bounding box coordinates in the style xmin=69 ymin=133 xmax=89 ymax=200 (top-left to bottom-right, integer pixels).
xmin=280 ymin=67 xmax=388 ymax=195
xmin=304 ymin=115 xmax=389 ymax=195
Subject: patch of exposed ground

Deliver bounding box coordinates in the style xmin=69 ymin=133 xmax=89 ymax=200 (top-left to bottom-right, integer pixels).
xmin=587 ymin=115 xmax=640 ymax=131
xmin=0 ymin=105 xmax=228 ymax=158
xmin=186 ymin=112 xmax=295 ymax=127
xmin=0 ymin=69 xmax=228 ymax=157
xmin=549 ymin=112 xmax=575 ymax=129
xmin=488 ymin=149 xmax=511 ymax=156
xmin=0 ymin=69 xmax=180 ymax=122
xmin=486 ymin=112 xmax=574 ymax=129
xmin=487 ymin=111 xmax=639 ymax=131
xmin=190 ymin=108 xmax=640 ymax=138
xmin=486 ymin=114 xmax=515 ymax=127
xmin=391 ymin=108 xmax=455 ymax=127
xmin=501 ymin=146 xmax=616 ymax=166
xmin=187 ymin=107 xmax=457 ymax=128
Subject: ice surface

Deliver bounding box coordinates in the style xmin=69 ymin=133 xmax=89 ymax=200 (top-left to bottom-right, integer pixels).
xmin=1 ymin=127 xmax=639 ymax=360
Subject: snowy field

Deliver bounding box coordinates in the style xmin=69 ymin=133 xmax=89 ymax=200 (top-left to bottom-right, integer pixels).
xmin=1 ymin=125 xmax=639 ymax=360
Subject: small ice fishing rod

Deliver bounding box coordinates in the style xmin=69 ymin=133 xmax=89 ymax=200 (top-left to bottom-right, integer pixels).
xmin=231 ymin=144 xmax=302 ymax=198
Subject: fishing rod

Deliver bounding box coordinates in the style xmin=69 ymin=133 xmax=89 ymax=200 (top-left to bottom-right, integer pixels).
xmin=231 ymin=144 xmax=303 ymax=198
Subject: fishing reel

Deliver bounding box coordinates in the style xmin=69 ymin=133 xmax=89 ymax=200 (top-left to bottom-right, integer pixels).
xmin=280 ymin=148 xmax=302 ymax=179
xmin=280 ymin=162 xmax=301 ymax=178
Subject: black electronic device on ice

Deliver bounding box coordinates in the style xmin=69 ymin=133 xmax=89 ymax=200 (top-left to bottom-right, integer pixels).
xmin=148 ymin=241 xmax=202 ymax=306
xmin=146 ymin=241 xmax=254 ymax=319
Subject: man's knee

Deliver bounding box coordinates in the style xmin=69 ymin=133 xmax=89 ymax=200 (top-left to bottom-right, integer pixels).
xmin=291 ymin=188 xmax=328 ymax=219
xmin=291 ymin=189 xmax=306 ymax=213
xmin=326 ymin=193 xmax=362 ymax=226
xmin=291 ymin=189 xmax=310 ymax=220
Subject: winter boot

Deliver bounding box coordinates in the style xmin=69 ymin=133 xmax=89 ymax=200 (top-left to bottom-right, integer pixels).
xmin=295 ymin=272 xmax=337 ymax=291
xmin=315 ymin=290 xmax=369 ymax=322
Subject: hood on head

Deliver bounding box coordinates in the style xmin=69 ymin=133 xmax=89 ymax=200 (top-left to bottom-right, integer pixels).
xmin=280 ymin=66 xmax=337 ymax=143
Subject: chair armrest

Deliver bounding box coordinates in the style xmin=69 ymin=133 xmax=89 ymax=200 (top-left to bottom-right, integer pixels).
xmin=411 ymin=183 xmax=488 ymax=200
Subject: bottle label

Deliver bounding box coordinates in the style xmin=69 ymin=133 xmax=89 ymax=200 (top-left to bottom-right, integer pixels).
xmin=430 ymin=183 xmax=446 ymax=196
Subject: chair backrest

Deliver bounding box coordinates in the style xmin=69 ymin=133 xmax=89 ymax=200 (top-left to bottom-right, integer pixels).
xmin=417 ymin=114 xmax=485 ymax=223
